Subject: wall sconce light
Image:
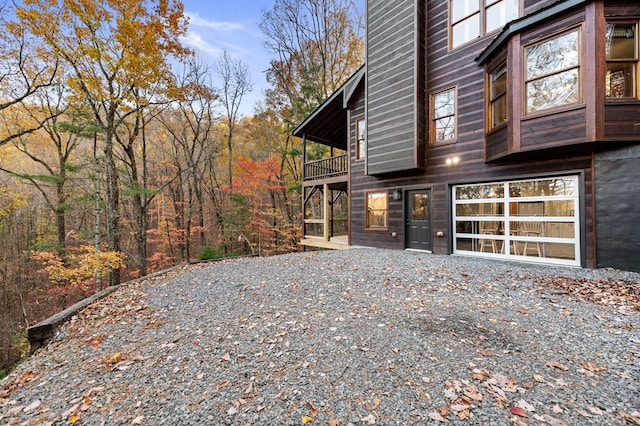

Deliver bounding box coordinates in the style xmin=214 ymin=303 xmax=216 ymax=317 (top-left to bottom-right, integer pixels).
xmin=446 ymin=156 xmax=460 ymax=166
xmin=392 ymin=188 xmax=403 ymax=201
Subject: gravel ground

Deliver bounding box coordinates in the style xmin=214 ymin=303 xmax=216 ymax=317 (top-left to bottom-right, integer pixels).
xmin=1 ymin=248 xmax=639 ymax=425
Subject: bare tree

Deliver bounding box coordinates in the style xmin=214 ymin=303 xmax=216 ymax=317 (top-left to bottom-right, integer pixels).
xmin=260 ymin=0 xmax=364 ymax=121
xmin=159 ymin=57 xmax=220 ymax=260
xmin=214 ymin=50 xmax=252 ymax=204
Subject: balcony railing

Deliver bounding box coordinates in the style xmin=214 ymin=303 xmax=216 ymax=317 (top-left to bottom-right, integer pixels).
xmin=304 ymin=154 xmax=348 ymax=181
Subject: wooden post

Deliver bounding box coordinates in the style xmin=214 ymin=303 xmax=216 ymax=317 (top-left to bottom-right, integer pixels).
xmin=323 ymin=183 xmax=330 ymax=243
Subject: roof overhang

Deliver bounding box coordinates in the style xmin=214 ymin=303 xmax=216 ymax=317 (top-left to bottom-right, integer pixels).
xmin=292 ymin=65 xmax=365 ymax=150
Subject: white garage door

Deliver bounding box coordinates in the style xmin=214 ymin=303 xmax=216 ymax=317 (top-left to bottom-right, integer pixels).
xmin=453 ymin=176 xmax=581 ymax=266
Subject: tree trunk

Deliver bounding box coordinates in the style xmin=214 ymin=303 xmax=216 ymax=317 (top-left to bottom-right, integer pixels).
xmin=104 ymin=125 xmax=121 ymax=286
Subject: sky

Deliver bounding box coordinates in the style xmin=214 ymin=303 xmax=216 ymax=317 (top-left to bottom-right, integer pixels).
xmin=179 ymin=0 xmax=280 ymax=116
xmin=179 ymin=0 xmax=365 ymax=117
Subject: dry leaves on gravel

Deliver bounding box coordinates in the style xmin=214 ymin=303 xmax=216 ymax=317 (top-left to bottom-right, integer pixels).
xmin=531 ymin=276 xmax=640 ymax=312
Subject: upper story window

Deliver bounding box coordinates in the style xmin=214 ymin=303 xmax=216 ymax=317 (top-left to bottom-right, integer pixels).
xmin=605 ymin=23 xmax=638 ymax=99
xmin=356 ymin=119 xmax=366 ymax=160
xmin=489 ymin=63 xmax=507 ymax=128
xmin=451 ymin=0 xmax=520 ymax=49
xmin=525 ymin=29 xmax=581 ymax=114
xmin=431 ymin=87 xmax=457 ymax=144
xmin=365 ymin=191 xmax=388 ymax=230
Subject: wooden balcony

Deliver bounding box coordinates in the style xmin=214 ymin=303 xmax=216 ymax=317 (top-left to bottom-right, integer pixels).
xmin=304 ymin=154 xmax=348 ymax=181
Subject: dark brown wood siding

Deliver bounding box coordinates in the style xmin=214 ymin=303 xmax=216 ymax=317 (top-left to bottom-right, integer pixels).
xmin=604 ymin=104 xmax=640 ymax=138
xmin=366 ymin=0 xmax=425 ymax=175
xmin=347 ymin=0 xmax=599 ymax=268
xmin=520 ymin=108 xmax=587 ymax=151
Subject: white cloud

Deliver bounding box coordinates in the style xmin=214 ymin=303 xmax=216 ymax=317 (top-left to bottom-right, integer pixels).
xmin=181 ymin=32 xmax=224 ymax=58
xmin=185 ymin=12 xmax=246 ymax=32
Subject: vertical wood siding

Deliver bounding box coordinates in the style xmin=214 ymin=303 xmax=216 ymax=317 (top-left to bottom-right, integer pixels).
xmin=366 ymin=0 xmax=425 ymax=175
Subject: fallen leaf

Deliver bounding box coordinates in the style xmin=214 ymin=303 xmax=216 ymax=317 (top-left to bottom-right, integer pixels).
xmin=428 ymin=410 xmax=449 ymax=422
xmin=69 ymin=415 xmax=81 ymax=424
xmin=216 ymin=380 xmax=229 ymax=390
xmin=581 ymin=362 xmax=605 ymax=372
xmin=87 ymin=335 xmax=104 ymax=349
xmin=306 ymin=400 xmax=318 ymax=417
xmin=23 ymin=400 xmax=41 ymax=413
xmin=373 ymin=396 xmax=381 ymax=407
xmin=545 ymin=361 xmax=569 ymax=371
xmin=533 ymin=374 xmax=545 ymax=382
xmin=577 ymin=408 xmax=593 ymax=417
xmin=328 ymin=419 xmax=340 ymax=426
xmin=586 ymin=405 xmax=604 ymax=415
xmin=301 ymin=415 xmax=313 ymax=424
xmin=463 ymin=386 xmax=482 ymax=403
xmin=515 ymin=398 xmax=535 ymax=412
xmin=221 ymin=353 xmax=231 ymax=362
xmin=105 ymin=352 xmax=123 ymax=364
xmin=510 ymin=406 xmax=527 ymax=417
xmin=617 ymin=410 xmax=640 ymax=425
xmin=543 ymin=414 xmax=570 ymax=426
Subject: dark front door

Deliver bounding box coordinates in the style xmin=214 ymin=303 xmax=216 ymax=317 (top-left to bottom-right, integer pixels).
xmin=406 ymin=189 xmax=432 ymax=251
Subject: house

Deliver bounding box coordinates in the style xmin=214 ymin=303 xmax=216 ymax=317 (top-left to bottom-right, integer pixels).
xmin=293 ymin=0 xmax=640 ymax=272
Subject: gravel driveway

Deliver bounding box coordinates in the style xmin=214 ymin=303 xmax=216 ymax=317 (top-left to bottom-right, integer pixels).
xmin=1 ymin=249 xmax=639 ymax=425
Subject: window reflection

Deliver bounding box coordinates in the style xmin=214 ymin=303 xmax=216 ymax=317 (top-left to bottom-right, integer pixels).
xmin=526 ymin=30 xmax=580 ymax=113
xmin=412 ymin=193 xmax=429 ymax=221
xmin=432 ymin=88 xmax=457 ymax=142
xmin=605 ymin=23 xmax=637 ymax=98
xmin=366 ymin=191 xmax=388 ymax=229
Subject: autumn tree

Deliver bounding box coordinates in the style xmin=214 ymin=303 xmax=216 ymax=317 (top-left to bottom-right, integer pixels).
xmin=260 ymin=0 xmax=364 ymax=122
xmin=214 ymin=50 xmax=252 ymax=204
xmin=158 ymin=57 xmax=220 ymax=261
xmin=259 ymin=0 xmax=364 ymax=251
xmin=0 ymin=2 xmax=58 ymax=147
xmin=16 ymin=0 xmax=191 ymax=285
xmin=0 ymin=85 xmax=97 ymax=251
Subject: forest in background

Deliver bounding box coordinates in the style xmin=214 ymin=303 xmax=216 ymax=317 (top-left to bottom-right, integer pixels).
xmin=0 ymin=0 xmax=364 ymax=375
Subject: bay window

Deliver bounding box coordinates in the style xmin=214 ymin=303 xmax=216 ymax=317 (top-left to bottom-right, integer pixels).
xmin=525 ymin=30 xmax=580 ymax=113
xmin=605 ymin=23 xmax=638 ymax=98
xmin=489 ymin=63 xmax=507 ymax=128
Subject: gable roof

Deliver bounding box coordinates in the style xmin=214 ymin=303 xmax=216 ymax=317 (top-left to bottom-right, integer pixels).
xmin=292 ymin=65 xmax=365 ymax=150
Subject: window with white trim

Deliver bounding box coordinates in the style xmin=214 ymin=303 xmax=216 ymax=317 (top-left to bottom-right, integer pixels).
xmin=453 ymin=176 xmax=581 ymax=266
xmin=451 ymin=0 xmax=520 ymax=49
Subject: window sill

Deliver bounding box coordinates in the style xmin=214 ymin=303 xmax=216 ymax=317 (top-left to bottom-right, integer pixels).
xmin=365 ymin=227 xmax=389 ymax=232
xmin=605 ymin=98 xmax=640 ymax=104
xmin=522 ymin=103 xmax=585 ymax=121
xmin=486 ymin=122 xmax=508 ymax=136
xmin=429 ymin=139 xmax=457 ymax=147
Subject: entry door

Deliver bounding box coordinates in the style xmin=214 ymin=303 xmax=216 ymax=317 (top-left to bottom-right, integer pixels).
xmin=406 ymin=189 xmax=432 ymax=251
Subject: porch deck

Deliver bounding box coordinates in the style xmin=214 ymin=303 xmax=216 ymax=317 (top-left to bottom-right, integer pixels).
xmin=300 ymin=235 xmax=350 ymax=250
